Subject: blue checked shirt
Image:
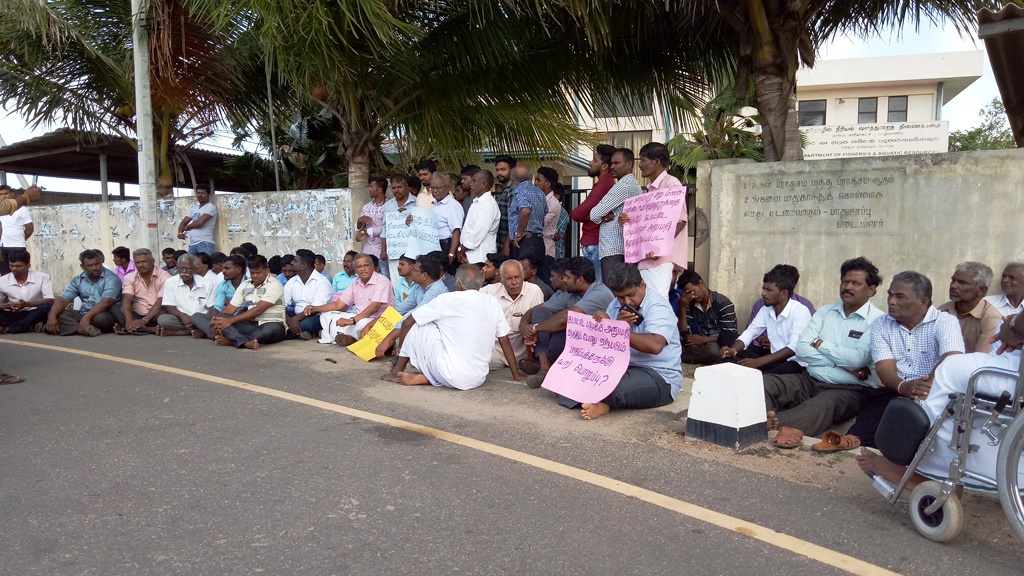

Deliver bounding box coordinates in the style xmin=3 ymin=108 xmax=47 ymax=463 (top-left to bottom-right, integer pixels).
xmin=507 ymin=181 xmax=548 ymax=236
xmin=554 ymin=207 xmax=570 ymax=259
xmin=395 ymin=279 xmax=449 ymax=328
xmin=589 ymin=174 xmax=642 ymax=258
xmin=870 ymin=306 xmax=965 ymax=381
xmin=61 ymin=268 xmax=122 ymax=312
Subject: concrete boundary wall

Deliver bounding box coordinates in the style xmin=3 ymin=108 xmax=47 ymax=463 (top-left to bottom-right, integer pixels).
xmin=703 ymin=149 xmax=1024 ymax=326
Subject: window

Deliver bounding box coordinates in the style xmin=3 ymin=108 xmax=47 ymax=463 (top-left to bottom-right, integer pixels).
xmin=887 ymin=96 xmax=908 ymax=122
xmin=594 ymin=93 xmax=653 ymax=118
xmin=858 ymin=98 xmax=878 ymax=124
xmin=797 ymin=100 xmax=826 ymax=126
xmin=602 ymin=131 xmax=649 ymax=180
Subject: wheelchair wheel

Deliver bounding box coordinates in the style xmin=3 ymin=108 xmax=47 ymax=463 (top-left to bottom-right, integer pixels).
xmin=909 ymin=481 xmax=964 ymax=542
xmin=997 ymin=412 xmax=1024 ymax=543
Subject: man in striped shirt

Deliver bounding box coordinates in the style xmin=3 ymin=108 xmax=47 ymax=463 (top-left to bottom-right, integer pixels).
xmin=676 ymin=269 xmax=738 ymax=365
xmin=588 ymin=148 xmax=641 ymax=281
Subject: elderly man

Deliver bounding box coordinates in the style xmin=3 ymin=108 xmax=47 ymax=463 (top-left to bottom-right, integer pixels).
xmin=46 ymin=249 xmax=122 ymax=336
xmin=309 ymin=253 xmax=394 ymax=346
xmin=575 ymin=262 xmax=683 ymax=420
xmin=385 ymin=265 xmax=524 ymax=389
xmin=763 ymin=257 xmax=886 ymax=450
xmin=458 ymin=169 xmax=500 ymax=266
xmin=176 ymin=185 xmax=217 ymax=256
xmin=506 ymin=165 xmax=549 ymax=260
xmin=985 ymin=261 xmax=1024 ymax=316
xmin=376 ymin=255 xmax=450 ymax=370
xmin=191 ymin=255 xmax=286 ymax=350
xmin=676 ymin=269 xmax=738 ymax=365
xmin=589 ymin=148 xmax=642 ymax=281
xmin=0 ymin=250 xmax=53 ymax=334
xmin=937 ymin=261 xmax=1002 ymax=353
xmin=156 ymin=253 xmax=214 ymax=336
xmin=0 ymin=183 xmax=41 ymax=383
xmin=283 ymin=249 xmax=333 ymax=340
xmin=113 ymin=248 xmax=170 ymax=335
xmin=0 ymin=184 xmax=34 ymax=276
xmin=571 ymin=145 xmax=616 ymax=282
xmin=428 ymin=173 xmax=464 ymax=274
xmin=482 ymin=259 xmax=544 ymax=372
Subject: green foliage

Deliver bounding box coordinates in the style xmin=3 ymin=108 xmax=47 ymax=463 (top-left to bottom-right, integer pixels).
xmin=668 ymin=86 xmax=763 ymax=184
xmin=948 ymin=98 xmax=1016 ymax=152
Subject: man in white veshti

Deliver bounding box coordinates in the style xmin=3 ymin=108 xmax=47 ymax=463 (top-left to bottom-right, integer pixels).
xmin=384 ymin=264 xmax=525 ymax=389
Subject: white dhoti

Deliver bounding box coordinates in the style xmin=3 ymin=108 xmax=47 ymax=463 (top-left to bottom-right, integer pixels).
xmin=402 ymin=322 xmax=486 ymax=390
xmin=918 ymin=351 xmax=1024 ymax=490
xmin=318 ymin=311 xmax=374 ymax=344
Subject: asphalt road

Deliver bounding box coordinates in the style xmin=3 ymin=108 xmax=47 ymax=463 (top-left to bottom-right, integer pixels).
xmin=2 ymin=333 xmax=1023 ymax=576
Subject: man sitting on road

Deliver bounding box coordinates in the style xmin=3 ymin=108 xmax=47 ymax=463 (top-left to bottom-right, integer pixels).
xmin=575 ymin=261 xmax=683 ymax=420
xmin=745 ymin=264 xmax=815 ymax=355
xmin=376 ymin=255 xmax=449 ymax=368
xmin=937 ymin=261 xmax=1002 ymax=353
xmin=191 ymin=255 xmax=286 ymax=350
xmin=46 ymin=249 xmax=122 ymax=337
xmin=114 ymin=248 xmax=170 ymax=335
xmin=211 ymin=255 xmax=249 ymax=314
xmin=519 ymin=253 xmax=553 ymax=300
xmin=309 ymin=253 xmax=394 ymax=346
xmin=481 ymin=259 xmax=544 ymax=373
xmin=985 ymin=261 xmax=1024 ymax=316
xmin=283 ymin=249 xmax=333 ymax=340
xmin=764 ymin=257 xmax=885 ymax=450
xmin=383 ymin=265 xmax=524 ymax=389
xmin=393 ymin=256 xmax=415 ymax=303
xmin=676 ymin=269 xmax=738 ymax=365
xmin=161 ymin=247 xmax=178 ymax=275
xmin=157 ymin=253 xmax=215 ymax=336
xmin=0 ymin=250 xmax=54 ymax=334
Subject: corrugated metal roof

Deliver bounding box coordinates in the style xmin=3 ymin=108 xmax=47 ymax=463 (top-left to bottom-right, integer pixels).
xmin=980 ymin=4 xmax=1024 ymax=147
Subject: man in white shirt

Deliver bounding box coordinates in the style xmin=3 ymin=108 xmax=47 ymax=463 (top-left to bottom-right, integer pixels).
xmin=0 ymin=249 xmax=53 ymax=334
xmin=176 ymin=185 xmax=218 ymax=256
xmin=985 ymin=261 xmax=1024 ymax=316
xmin=283 ymin=250 xmax=333 ymax=340
xmin=721 ymin=265 xmax=812 ymax=374
xmin=385 ymin=265 xmax=525 ymax=389
xmin=0 ymin=184 xmax=34 ymax=276
xmin=457 ymin=169 xmax=500 ymax=266
xmin=428 ymin=173 xmax=464 ymax=275
xmin=157 ymin=253 xmax=214 ymax=336
xmin=482 ymin=259 xmax=544 ymax=371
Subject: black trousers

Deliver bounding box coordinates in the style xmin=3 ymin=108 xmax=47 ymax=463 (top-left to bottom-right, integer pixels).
xmin=510 ymin=233 xmax=544 ymax=261
xmin=0 ymin=305 xmax=51 ymax=333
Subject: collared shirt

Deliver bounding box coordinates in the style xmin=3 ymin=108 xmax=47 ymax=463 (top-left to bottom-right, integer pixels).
xmin=112 ymin=260 xmax=136 ymax=284
xmin=554 ymin=207 xmax=570 ymax=259
xmin=186 ymin=202 xmax=217 ymax=245
xmin=360 ymin=199 xmax=387 ymax=258
xmin=637 ymin=171 xmax=687 ymax=271
xmin=381 ymin=195 xmax=415 ymax=245
xmin=685 ymin=291 xmax=738 ymax=340
xmin=482 ymin=281 xmax=544 ymax=364
xmin=608 ymin=290 xmax=683 ymax=398
xmin=571 ymin=173 xmax=614 ymax=247
xmin=395 ymin=279 xmax=449 ymax=328
xmin=460 ymin=193 xmax=500 ymax=264
xmin=589 ymin=174 xmax=642 ymax=258
xmin=542 ymin=191 xmax=561 ymax=257
xmin=61 ymin=268 xmax=122 ymax=313
xmin=213 ymin=279 xmax=248 ymax=312
xmin=433 ymin=194 xmax=464 ymax=240
xmin=394 ymin=276 xmax=414 ymax=303
xmin=121 ymin=268 xmax=171 ymax=315
xmin=162 ymin=274 xmax=214 ymax=316
xmin=737 ymin=298 xmax=813 ymax=365
xmin=985 ymin=293 xmax=1024 ymax=317
xmin=870 ymin=306 xmax=965 ymax=380
xmin=796 ymin=300 xmax=885 ymax=387
xmin=0 ymin=206 xmax=32 ymax=247
xmin=230 ymin=275 xmax=286 ymax=325
xmin=938 ymin=299 xmax=1003 ymax=353
xmin=0 ymin=270 xmax=53 ymax=310
xmin=748 ymin=293 xmax=816 ymax=349
xmin=332 ymin=271 xmax=356 ymax=294
xmin=338 ymin=271 xmax=395 ymax=320
xmin=508 ymin=180 xmax=548 ymax=236
xmin=495 ymin=181 xmax=517 ymax=248
xmin=284 ymin=270 xmax=333 ymax=311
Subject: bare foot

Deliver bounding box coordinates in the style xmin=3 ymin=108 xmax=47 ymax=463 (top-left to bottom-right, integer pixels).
xmin=157 ymin=327 xmax=185 ymax=337
xmin=581 ymin=402 xmax=611 ymax=420
xmin=243 ymin=340 xmax=260 ymax=351
xmin=380 ymin=371 xmax=402 ymax=383
xmin=336 ymin=334 xmax=356 ymax=347
xmin=397 ymin=372 xmax=429 ymax=386
xmin=191 ymin=329 xmax=206 ymax=339
xmin=856 ymin=447 xmax=925 ymax=489
xmin=767 ymin=410 xmax=779 ymax=431
xmin=214 ymin=335 xmax=233 ymax=347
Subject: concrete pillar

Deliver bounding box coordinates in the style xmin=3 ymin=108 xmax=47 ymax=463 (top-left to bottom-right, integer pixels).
xmin=685 ymin=363 xmax=768 ymax=450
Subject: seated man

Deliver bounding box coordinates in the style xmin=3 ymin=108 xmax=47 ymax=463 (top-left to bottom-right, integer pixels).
xmin=195 ymin=252 xmax=218 ymax=286
xmin=985 ymin=260 xmax=1024 ymax=316
xmin=384 ymin=265 xmax=524 ymax=389
xmin=676 ymin=269 xmax=738 ymax=365
xmin=521 ymin=257 xmax=614 ymax=387
xmin=276 ymin=254 xmax=296 ymax=288
xmin=191 ymin=255 xmax=286 ymax=350
xmin=114 ymin=248 xmax=171 ymax=335
xmin=721 ymin=265 xmax=811 ymax=374
xmin=763 ymin=257 xmax=885 ymax=449
xmin=308 ymin=253 xmax=394 ymax=346
xmin=0 ymin=249 xmax=54 ymax=334
xmin=211 ymin=255 xmax=249 ymax=313
xmin=376 ymin=255 xmax=449 ymax=365
xmin=822 ymin=270 xmax=964 ymax=448
xmin=314 ymin=254 xmax=329 ymax=277
xmin=156 ymin=253 xmax=214 ymax=336
xmin=481 ymin=252 xmax=508 ymax=286
xmin=161 ymin=247 xmax=178 ymax=274
xmin=519 ymin=253 xmax=553 ymax=300
xmin=938 ymin=261 xmax=1002 ymax=353
xmin=110 ymin=246 xmax=135 ymax=283
xmin=746 ymin=264 xmax=815 ymax=353
xmin=332 ymin=251 xmax=357 ymax=295
xmin=393 ymin=256 xmax=415 ymax=303
xmin=578 ymin=261 xmax=683 ymax=420
xmin=481 ymin=259 xmax=544 ymax=372
xmin=283 ymin=249 xmax=333 ymax=340
xmin=46 ymin=249 xmax=122 ymax=336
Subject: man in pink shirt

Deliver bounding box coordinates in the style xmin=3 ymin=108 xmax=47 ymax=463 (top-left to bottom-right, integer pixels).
xmin=570 ymin=145 xmax=616 ymax=282
xmin=307 ymin=253 xmax=395 ymax=346
xmin=115 ymin=248 xmax=171 ymax=334
xmin=619 ymin=142 xmax=687 ymax=297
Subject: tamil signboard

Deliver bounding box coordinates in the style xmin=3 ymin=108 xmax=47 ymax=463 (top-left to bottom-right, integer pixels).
xmin=800 ymin=121 xmax=948 ymax=160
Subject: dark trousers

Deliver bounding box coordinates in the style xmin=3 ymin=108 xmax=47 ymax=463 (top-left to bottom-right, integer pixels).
xmin=717 ymin=346 xmax=804 ymax=375
xmin=604 ymin=366 xmax=674 ymax=409
xmin=439 ymin=239 xmax=459 ymax=277
xmin=540 ymin=256 xmax=554 ymax=288
xmin=847 ymin=388 xmax=899 ymax=448
xmin=285 ymin=311 xmax=321 ymax=339
xmin=511 ymin=233 xmax=544 ymax=261
xmin=195 ymin=311 xmax=286 ymax=348
xmin=55 ymin=308 xmax=118 ymax=335
xmin=600 ymin=254 xmax=625 ymax=282
xmin=531 ymin=307 xmax=566 ymax=361
xmin=763 ymin=371 xmax=870 ymax=437
xmin=0 ymin=305 xmax=51 ymax=333
xmin=681 ymin=342 xmax=721 ymax=365
xmin=111 ymin=307 xmax=159 ymax=329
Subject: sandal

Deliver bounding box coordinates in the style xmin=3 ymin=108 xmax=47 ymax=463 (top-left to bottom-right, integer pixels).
xmin=773 ymin=426 xmax=804 ymax=449
xmin=811 ymin=431 xmax=861 ymax=453
xmin=0 ymin=372 xmax=24 ymax=385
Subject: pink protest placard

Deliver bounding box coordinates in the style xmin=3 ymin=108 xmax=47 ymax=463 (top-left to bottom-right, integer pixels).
xmin=541 ymin=311 xmax=631 ymax=404
xmin=622 ymin=187 xmax=687 ymax=264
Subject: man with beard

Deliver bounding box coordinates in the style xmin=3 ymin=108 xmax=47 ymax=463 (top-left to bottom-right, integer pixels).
xmin=938 ymin=261 xmax=1002 ymax=352
xmin=492 ymin=155 xmax=518 ymax=254
xmin=571 ymin=145 xmax=616 ymax=282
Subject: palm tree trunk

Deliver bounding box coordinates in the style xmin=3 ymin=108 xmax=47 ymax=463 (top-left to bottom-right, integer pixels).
xmin=754 ymin=72 xmax=803 ymax=161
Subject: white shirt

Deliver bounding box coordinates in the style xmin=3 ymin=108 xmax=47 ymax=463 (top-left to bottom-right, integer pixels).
xmin=984 ymin=293 xmax=1024 ymax=317
xmin=433 ymin=194 xmax=465 ymax=240
xmin=203 ymin=270 xmax=219 ymax=287
xmin=738 ymin=298 xmax=813 ymax=365
xmin=0 ymin=270 xmax=53 ymax=310
xmin=460 ymin=193 xmax=499 ymax=264
xmin=0 ymin=206 xmax=32 ymax=247
xmin=284 ymin=270 xmax=333 ymax=310
xmin=162 ymin=274 xmax=214 ymax=316
xmin=481 ymin=281 xmax=544 ymax=364
xmin=186 ymin=202 xmax=217 ymax=245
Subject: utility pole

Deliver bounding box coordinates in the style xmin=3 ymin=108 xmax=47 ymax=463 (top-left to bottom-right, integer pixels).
xmin=131 ymin=0 xmax=160 ymax=250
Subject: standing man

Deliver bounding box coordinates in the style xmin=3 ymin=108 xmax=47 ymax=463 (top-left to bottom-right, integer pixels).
xmin=355 ymin=177 xmax=388 ymax=265
xmin=506 ymin=165 xmax=548 ymax=261
xmin=571 ymin=145 xmax=616 ymax=282
xmin=588 ymin=148 xmax=641 ymax=280
xmin=536 ymin=167 xmax=561 ymax=281
xmin=115 ymin=248 xmax=171 ymax=335
xmin=0 ymin=250 xmax=53 ymax=334
xmin=415 ymin=159 xmax=437 ymax=190
xmin=457 ymin=169 xmax=500 ymax=266
xmin=381 ymin=174 xmax=415 ymax=288
xmin=429 ymin=173 xmax=464 ymax=275
xmin=283 ymin=249 xmax=334 ymax=340
xmin=455 ymin=165 xmax=480 ymax=216
xmin=45 ymin=249 xmax=122 ymax=336
xmin=157 ymin=253 xmax=214 ymax=336
xmin=492 ymin=155 xmax=518 ymax=254
xmin=937 ymin=261 xmax=1002 ymax=353
xmin=0 ymin=184 xmax=34 ymax=275
xmin=176 ymin=185 xmax=218 ymax=256
xmin=985 ymin=261 xmax=1024 ymax=316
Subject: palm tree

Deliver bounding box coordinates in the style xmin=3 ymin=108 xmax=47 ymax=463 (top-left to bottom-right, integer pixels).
xmin=668 ymin=86 xmax=764 ymax=184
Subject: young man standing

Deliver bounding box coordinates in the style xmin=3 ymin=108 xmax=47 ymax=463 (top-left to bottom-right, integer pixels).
xmin=177 ymin=185 xmax=218 ymax=256
xmin=588 ymin=148 xmax=641 ymax=281
xmin=381 ymin=174 xmax=415 ymax=291
xmin=356 ymin=177 xmax=388 ymax=264
xmin=571 ymin=145 xmax=616 ymax=282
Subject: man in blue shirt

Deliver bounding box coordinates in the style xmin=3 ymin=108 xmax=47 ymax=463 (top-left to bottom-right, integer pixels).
xmin=506 ymin=165 xmax=548 ymax=262
xmin=377 ymin=255 xmax=449 ymax=368
xmin=45 ymin=249 xmax=122 ymax=336
xmin=212 ymin=255 xmax=249 ymax=313
xmin=332 ymin=251 xmax=358 ymax=294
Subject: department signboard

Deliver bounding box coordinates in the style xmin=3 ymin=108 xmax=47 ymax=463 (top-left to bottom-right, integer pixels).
xmin=800 ymin=121 xmax=948 ymax=160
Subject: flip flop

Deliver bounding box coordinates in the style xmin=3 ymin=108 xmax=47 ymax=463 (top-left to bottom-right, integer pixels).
xmin=0 ymin=372 xmax=24 ymax=384
xmin=773 ymin=426 xmax=804 ymax=449
xmin=811 ymin=431 xmax=861 ymax=453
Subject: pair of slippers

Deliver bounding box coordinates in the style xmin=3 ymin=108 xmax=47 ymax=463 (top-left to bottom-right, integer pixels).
xmin=114 ymin=326 xmax=148 ymax=335
xmin=772 ymin=427 xmax=860 ymax=453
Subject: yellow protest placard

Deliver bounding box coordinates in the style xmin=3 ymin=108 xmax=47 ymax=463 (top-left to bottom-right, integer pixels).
xmin=346 ymin=306 xmax=403 ymax=361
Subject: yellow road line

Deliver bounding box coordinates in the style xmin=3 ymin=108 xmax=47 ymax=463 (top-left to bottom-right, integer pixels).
xmin=4 ymin=340 xmax=899 ymax=576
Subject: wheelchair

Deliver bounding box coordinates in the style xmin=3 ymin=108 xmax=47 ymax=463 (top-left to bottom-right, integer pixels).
xmin=870 ymin=352 xmax=1024 ymax=543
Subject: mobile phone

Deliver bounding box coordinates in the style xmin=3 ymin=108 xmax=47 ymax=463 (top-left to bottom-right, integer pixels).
xmin=621 ymin=303 xmax=644 ymax=325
